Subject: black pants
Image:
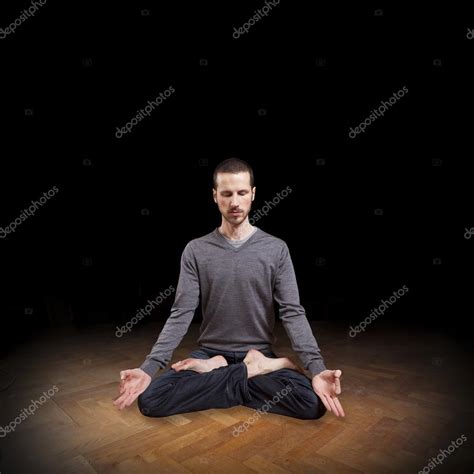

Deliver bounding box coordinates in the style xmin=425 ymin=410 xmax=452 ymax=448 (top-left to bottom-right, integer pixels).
xmin=138 ymin=346 xmax=326 ymax=420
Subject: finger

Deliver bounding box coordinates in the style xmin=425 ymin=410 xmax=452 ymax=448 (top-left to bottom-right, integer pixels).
xmin=113 ymin=392 xmax=128 ymax=407
xmin=324 ymin=394 xmax=340 ymax=417
xmin=120 ymin=370 xmax=130 ymax=380
xmin=115 ymin=392 xmax=131 ymax=410
xmin=329 ymin=395 xmax=341 ymax=417
xmin=333 ymin=397 xmax=345 ymax=417
xmin=318 ymin=393 xmax=331 ymax=412
xmin=120 ymin=380 xmax=131 ymax=395
xmin=114 ymin=386 xmax=135 ymax=407
xmin=120 ymin=391 xmax=139 ymax=409
xmin=334 ymin=376 xmax=342 ymax=395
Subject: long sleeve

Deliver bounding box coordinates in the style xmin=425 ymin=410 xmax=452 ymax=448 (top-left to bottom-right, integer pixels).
xmin=140 ymin=242 xmax=200 ymax=378
xmin=273 ymin=243 xmax=327 ymax=377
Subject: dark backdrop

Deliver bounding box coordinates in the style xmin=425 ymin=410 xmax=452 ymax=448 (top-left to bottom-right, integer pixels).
xmin=0 ymin=2 xmax=471 ymax=351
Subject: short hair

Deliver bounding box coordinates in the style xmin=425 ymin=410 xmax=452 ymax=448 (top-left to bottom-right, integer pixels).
xmin=213 ymin=158 xmax=255 ymax=189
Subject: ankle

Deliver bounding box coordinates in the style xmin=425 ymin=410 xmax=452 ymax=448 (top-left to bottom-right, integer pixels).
xmin=244 ymin=361 xmax=258 ymax=379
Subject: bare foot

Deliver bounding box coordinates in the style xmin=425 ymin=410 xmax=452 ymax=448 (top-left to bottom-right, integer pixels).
xmin=171 ymin=355 xmax=228 ymax=373
xmin=243 ymin=349 xmax=304 ymax=378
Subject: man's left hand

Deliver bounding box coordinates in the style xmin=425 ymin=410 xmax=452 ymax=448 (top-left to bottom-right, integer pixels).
xmin=312 ymin=369 xmax=345 ymax=417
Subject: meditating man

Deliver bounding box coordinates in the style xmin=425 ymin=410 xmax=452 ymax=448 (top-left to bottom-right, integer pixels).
xmin=114 ymin=158 xmax=345 ymax=419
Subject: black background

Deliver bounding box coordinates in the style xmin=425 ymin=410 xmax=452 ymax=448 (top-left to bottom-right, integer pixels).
xmin=0 ymin=2 xmax=472 ymax=351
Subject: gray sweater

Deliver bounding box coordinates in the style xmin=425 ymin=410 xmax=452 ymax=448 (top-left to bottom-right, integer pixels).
xmin=140 ymin=227 xmax=327 ymax=378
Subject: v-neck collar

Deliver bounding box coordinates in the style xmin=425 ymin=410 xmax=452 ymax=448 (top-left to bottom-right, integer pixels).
xmin=214 ymin=226 xmax=260 ymax=252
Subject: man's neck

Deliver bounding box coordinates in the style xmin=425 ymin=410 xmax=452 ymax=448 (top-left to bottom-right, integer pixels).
xmin=218 ymin=219 xmax=255 ymax=241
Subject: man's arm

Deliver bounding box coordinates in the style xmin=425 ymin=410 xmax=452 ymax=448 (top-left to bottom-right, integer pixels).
xmin=273 ymin=242 xmax=327 ymax=377
xmin=140 ymin=242 xmax=200 ymax=378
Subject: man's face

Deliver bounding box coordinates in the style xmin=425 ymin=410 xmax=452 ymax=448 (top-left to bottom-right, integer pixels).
xmin=213 ymin=172 xmax=255 ymax=225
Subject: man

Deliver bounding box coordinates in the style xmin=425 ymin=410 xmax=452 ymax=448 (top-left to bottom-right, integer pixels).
xmin=114 ymin=158 xmax=344 ymax=419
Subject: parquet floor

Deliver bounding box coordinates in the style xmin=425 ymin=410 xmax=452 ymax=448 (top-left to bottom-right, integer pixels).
xmin=1 ymin=321 xmax=472 ymax=473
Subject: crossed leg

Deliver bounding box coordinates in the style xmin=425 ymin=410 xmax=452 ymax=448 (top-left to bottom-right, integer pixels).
xmin=137 ymin=349 xmax=326 ymax=420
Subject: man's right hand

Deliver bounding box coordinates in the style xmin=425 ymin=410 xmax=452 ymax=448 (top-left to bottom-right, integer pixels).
xmin=113 ymin=368 xmax=151 ymax=410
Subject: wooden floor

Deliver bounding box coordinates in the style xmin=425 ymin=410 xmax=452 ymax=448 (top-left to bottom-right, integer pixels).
xmin=0 ymin=321 xmax=472 ymax=473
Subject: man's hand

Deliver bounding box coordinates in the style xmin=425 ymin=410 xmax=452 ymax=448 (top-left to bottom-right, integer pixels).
xmin=312 ymin=369 xmax=345 ymax=417
xmin=113 ymin=368 xmax=151 ymax=410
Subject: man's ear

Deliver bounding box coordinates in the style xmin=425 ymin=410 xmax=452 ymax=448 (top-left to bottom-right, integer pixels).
xmin=251 ymin=187 xmax=256 ymax=201
xmin=212 ymin=188 xmax=217 ymax=203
